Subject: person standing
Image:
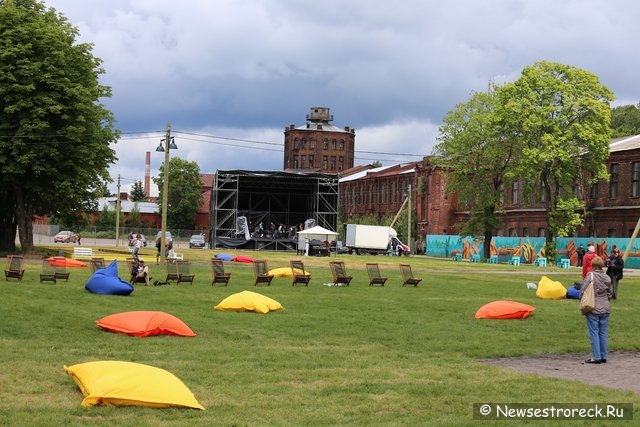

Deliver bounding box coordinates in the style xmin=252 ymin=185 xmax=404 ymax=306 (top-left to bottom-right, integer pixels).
xmin=580 ymin=256 xmax=611 ymax=364
xmin=576 ymin=244 xmax=585 ymax=267
xmin=133 ymin=233 xmax=143 ymax=259
xmin=77 ymin=233 xmax=81 ymax=245
xmin=582 ymin=244 xmax=597 ymax=279
xmin=605 ymin=248 xmax=624 ymax=300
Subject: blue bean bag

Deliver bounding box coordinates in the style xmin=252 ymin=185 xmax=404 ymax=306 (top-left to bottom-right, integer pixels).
xmin=215 ymin=253 xmax=234 ymax=261
xmin=566 ymin=285 xmax=581 ymax=299
xmin=85 ymin=260 xmax=134 ymax=296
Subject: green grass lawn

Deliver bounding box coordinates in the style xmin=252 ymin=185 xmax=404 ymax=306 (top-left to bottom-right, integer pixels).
xmin=1 ymin=248 xmax=639 ymax=426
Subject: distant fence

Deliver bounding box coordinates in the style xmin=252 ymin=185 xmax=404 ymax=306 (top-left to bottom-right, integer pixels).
xmin=426 ymin=235 xmax=640 ymax=268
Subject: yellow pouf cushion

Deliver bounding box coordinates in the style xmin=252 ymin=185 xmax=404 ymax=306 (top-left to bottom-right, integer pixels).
xmin=64 ymin=361 xmax=205 ymax=410
xmin=268 ymin=267 xmax=309 ymax=277
xmin=536 ymin=275 xmax=567 ymax=299
xmin=214 ymin=290 xmax=284 ymax=314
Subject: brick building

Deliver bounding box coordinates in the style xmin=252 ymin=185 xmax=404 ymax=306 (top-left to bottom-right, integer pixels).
xmin=283 ymin=107 xmax=355 ymax=173
xmin=339 ymin=135 xmax=640 ymax=240
xmin=338 ymin=159 xmax=457 ymax=237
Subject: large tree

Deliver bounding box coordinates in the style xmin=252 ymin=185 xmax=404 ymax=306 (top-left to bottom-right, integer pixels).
xmin=611 ymin=103 xmax=640 ymax=138
xmin=153 ymin=157 xmax=203 ymax=230
xmin=434 ymin=88 xmax=517 ymax=258
xmin=130 ymin=180 xmax=146 ymax=202
xmin=0 ymin=0 xmax=118 ymax=251
xmin=498 ymin=61 xmax=614 ymax=243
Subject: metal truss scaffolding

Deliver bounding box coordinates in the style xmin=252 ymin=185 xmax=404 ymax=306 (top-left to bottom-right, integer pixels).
xmin=211 ymin=170 xmax=338 ymax=250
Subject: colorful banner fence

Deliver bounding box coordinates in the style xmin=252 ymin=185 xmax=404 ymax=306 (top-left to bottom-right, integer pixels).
xmin=425 ymin=235 xmax=640 ymax=268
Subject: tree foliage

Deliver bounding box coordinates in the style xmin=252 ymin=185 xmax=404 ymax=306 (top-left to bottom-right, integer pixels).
xmin=130 ymin=180 xmax=146 ymax=202
xmin=498 ymin=61 xmax=614 ymax=241
xmin=153 ymin=157 xmax=203 ymax=230
xmin=0 ymin=0 xmax=118 ymax=251
xmin=610 ymin=102 xmax=640 ymax=138
xmin=434 ymin=88 xmax=515 ymax=257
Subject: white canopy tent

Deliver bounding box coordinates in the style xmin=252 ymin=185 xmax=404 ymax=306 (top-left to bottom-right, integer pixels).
xmin=296 ymin=226 xmax=338 ymax=256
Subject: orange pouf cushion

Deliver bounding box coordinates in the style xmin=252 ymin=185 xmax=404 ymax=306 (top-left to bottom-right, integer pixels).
xmin=475 ymin=300 xmax=536 ymax=319
xmin=97 ymin=311 xmax=196 ymax=337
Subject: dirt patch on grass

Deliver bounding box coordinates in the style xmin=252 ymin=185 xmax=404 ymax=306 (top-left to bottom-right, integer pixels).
xmin=480 ymin=351 xmax=640 ymax=394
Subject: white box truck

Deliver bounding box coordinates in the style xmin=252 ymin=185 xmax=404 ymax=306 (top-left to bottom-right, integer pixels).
xmin=344 ymin=224 xmax=409 ymax=255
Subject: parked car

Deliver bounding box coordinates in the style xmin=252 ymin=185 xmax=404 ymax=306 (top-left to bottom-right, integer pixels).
xmin=54 ymin=230 xmax=78 ymax=243
xmin=189 ymin=234 xmax=206 ymax=249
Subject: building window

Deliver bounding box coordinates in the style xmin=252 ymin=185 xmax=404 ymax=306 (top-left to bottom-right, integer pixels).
xmin=309 ymin=155 xmax=314 ymax=168
xmin=331 ymin=139 xmax=337 ymax=150
xmin=323 ymin=139 xmax=329 ymax=150
xmin=608 ymin=228 xmax=617 ymax=238
xmin=508 ymin=228 xmax=516 ymax=237
xmin=338 ymin=156 xmax=344 ymax=171
xmin=293 ymin=157 xmax=298 ymax=169
xmin=590 ymin=182 xmax=598 ymax=199
xmin=330 ymin=156 xmax=336 ymax=170
xmin=633 ymin=162 xmax=640 ymax=197
xmin=293 ymin=138 xmax=300 ymax=150
xmin=610 ymin=163 xmax=619 ymax=199
xmin=323 ymin=156 xmax=328 ymax=169
xmin=512 ymin=182 xmax=518 ymax=204
xmin=309 ymin=139 xmax=315 ymax=149
xmin=301 ymin=155 xmax=306 ymax=167
xmin=523 ymin=227 xmax=529 ymax=237
xmin=339 ymin=140 xmax=345 ymax=150
xmin=538 ymin=228 xmax=546 ymax=237
xmin=301 ymin=138 xmax=306 ymax=149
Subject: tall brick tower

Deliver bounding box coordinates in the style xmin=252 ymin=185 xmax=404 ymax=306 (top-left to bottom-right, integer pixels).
xmin=283 ymin=107 xmax=355 ymax=173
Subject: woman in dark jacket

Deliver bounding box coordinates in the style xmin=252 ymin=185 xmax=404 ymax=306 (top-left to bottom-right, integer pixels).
xmin=605 ymin=249 xmax=624 ymax=300
xmin=580 ymin=256 xmax=612 ymax=364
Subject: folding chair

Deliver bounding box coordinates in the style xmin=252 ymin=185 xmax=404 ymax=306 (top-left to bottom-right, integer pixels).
xmin=52 ymin=257 xmax=70 ymax=282
xmin=253 ymin=260 xmax=274 ymax=286
xmin=176 ymin=260 xmax=195 ymax=285
xmin=4 ymin=255 xmax=25 ymax=282
xmin=165 ymin=259 xmax=180 ymax=284
xmin=329 ymin=261 xmax=352 ymax=286
xmin=366 ymin=263 xmax=387 ymax=286
xmin=90 ymin=257 xmax=106 ymax=273
xmin=211 ymin=258 xmax=231 ymax=286
xmin=40 ymin=258 xmax=57 ymax=284
xmin=290 ymin=260 xmax=311 ymax=286
xmin=399 ymin=264 xmax=422 ymax=287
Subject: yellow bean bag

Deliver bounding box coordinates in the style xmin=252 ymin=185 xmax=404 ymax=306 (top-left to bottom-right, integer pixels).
xmin=536 ymin=275 xmax=567 ymax=299
xmin=214 ymin=290 xmax=284 ymax=314
xmin=268 ymin=267 xmax=309 ymax=278
xmin=64 ymin=361 xmax=205 ymax=409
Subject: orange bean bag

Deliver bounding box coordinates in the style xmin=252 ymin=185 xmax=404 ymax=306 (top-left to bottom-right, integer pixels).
xmin=475 ymin=300 xmax=536 ymax=319
xmin=97 ymin=311 xmax=196 ymax=337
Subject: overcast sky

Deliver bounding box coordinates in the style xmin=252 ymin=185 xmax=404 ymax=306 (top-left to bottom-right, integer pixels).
xmin=43 ymin=0 xmax=640 ymax=195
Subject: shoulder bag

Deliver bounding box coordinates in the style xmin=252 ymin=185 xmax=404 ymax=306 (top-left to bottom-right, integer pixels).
xmin=580 ymin=272 xmax=595 ymax=315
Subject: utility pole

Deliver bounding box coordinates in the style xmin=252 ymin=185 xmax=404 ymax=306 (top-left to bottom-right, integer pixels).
xmin=159 ymin=124 xmax=171 ymax=266
xmin=408 ymin=183 xmax=412 ymax=255
xmin=115 ymin=174 xmax=121 ymax=247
